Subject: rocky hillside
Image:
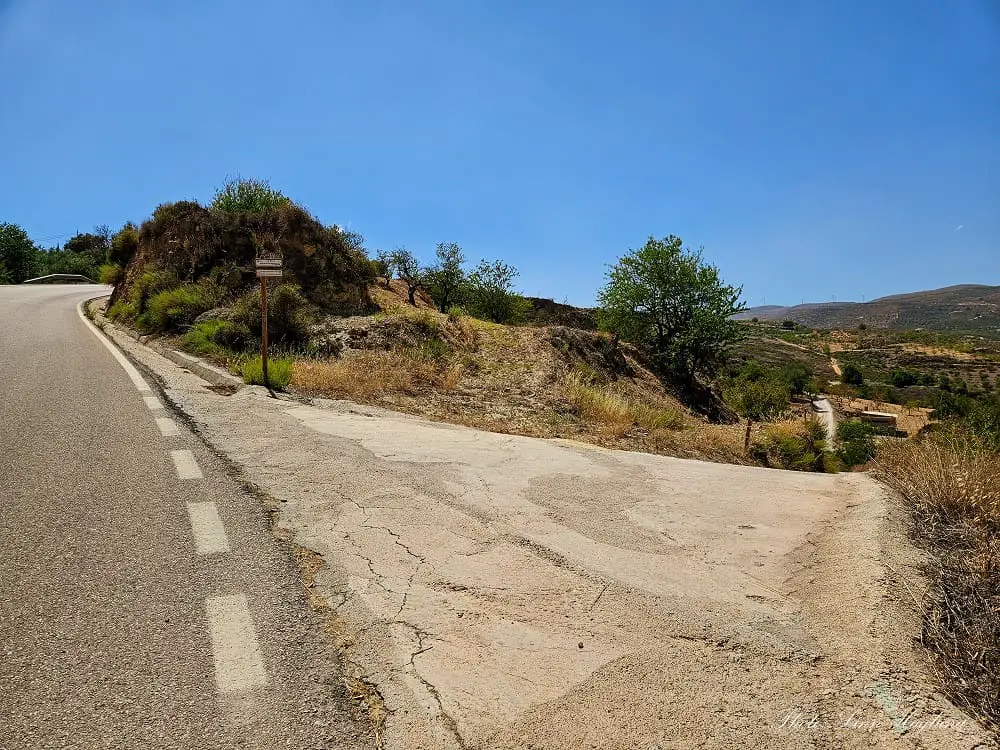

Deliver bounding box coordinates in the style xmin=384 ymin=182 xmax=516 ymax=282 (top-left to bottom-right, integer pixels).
xmin=737 ymin=284 xmax=1000 ymax=335
xmin=113 ymin=200 xmax=374 ymax=314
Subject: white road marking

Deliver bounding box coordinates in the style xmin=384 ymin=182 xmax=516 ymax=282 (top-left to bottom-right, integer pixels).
xmin=143 ymin=395 xmax=162 ymax=410
xmin=156 ymin=417 xmax=181 ymax=437
xmin=75 ymin=301 xmax=151 ymax=393
xmin=170 ymin=449 xmax=203 ymax=479
xmin=205 ymin=594 xmax=267 ymax=692
xmin=186 ymin=502 xmax=231 ymax=555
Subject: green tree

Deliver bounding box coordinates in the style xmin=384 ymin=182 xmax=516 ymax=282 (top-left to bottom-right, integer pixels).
xmin=389 ymin=248 xmax=424 ymax=304
xmin=0 ymin=222 xmax=40 ymax=282
xmin=425 ymin=242 xmax=466 ymax=312
xmin=64 ymin=231 xmax=110 ymax=257
xmin=372 ymin=249 xmax=392 ymax=288
xmin=0 ymin=257 xmax=11 ymax=284
xmin=598 ymin=236 xmax=745 ymax=383
xmin=842 ymin=363 xmax=864 ymax=386
xmin=466 ymin=259 xmax=524 ymax=323
xmin=724 ymin=377 xmax=789 ymax=451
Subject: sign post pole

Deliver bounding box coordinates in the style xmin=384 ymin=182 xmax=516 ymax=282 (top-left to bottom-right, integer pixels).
xmin=260 ymin=277 xmax=270 ymax=392
xmin=254 ymin=253 xmax=283 ymax=397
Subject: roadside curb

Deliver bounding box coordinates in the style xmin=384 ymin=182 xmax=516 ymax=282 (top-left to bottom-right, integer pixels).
xmin=86 ymin=297 xmax=244 ymax=391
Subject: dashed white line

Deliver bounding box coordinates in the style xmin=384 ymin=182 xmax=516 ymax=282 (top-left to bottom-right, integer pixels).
xmin=186 ymin=502 xmax=231 ymax=555
xmin=170 ymin=449 xmax=203 ymax=479
xmin=156 ymin=417 xmax=181 ymax=437
xmin=205 ymin=594 xmax=267 ymax=692
xmin=76 ymin=301 xmax=151 ymax=393
xmin=143 ymin=395 xmax=162 ymax=410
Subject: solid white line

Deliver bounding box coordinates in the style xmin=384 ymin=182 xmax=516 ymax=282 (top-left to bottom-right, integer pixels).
xmin=76 ymin=301 xmax=151 ymax=393
xmin=156 ymin=417 xmax=181 ymax=437
xmin=186 ymin=502 xmax=230 ymax=555
xmin=170 ymin=449 xmax=203 ymax=479
xmin=143 ymin=395 xmax=162 ymax=410
xmin=205 ymin=594 xmax=267 ymax=693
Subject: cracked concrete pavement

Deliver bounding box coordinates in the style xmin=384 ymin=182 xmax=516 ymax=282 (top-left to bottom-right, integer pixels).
xmin=99 ymin=305 xmax=995 ymax=750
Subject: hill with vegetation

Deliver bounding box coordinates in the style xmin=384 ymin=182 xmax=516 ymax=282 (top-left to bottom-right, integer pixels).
xmin=736 ymin=284 xmax=1000 ymax=336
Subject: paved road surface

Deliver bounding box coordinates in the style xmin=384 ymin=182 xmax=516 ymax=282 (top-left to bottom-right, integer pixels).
xmin=0 ymin=285 xmax=369 ymax=749
xmin=102 ymin=304 xmax=991 ymax=750
xmin=813 ymin=397 xmax=837 ymax=446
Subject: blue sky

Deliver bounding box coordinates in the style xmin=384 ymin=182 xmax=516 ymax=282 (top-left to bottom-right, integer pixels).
xmin=1 ymin=1 xmax=997 ymax=306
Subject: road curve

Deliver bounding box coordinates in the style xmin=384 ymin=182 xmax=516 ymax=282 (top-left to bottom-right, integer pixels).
xmin=0 ymin=285 xmax=369 ymax=749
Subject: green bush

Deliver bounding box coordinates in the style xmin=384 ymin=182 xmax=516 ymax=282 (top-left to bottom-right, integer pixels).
xmin=211 ymin=176 xmax=291 ymax=214
xmin=109 ymin=223 xmax=139 ymax=266
xmin=99 ymin=264 xmax=123 ymax=286
xmin=837 ymin=419 xmax=877 ymax=467
xmin=182 ymin=319 xmax=253 ymax=356
xmin=231 ymin=283 xmax=314 ymax=345
xmin=107 ymin=300 xmax=135 ymax=320
xmin=136 ymin=283 xmax=219 ymax=333
xmin=752 ymin=420 xmax=827 ymax=471
xmin=130 ymin=269 xmax=179 ymax=314
xmin=240 ymin=355 xmax=294 ymax=390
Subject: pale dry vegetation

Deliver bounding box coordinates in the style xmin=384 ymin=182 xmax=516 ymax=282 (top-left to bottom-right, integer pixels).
xmin=873 ymin=432 xmax=1000 ymax=731
xmin=564 ymin=372 xmax=686 ymax=436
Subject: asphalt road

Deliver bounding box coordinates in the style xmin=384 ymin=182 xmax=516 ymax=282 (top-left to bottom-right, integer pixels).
xmin=0 ymin=285 xmax=369 ymax=749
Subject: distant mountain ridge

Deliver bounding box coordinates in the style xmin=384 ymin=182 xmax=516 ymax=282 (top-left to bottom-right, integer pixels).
xmin=735 ymin=284 xmax=1000 ymax=335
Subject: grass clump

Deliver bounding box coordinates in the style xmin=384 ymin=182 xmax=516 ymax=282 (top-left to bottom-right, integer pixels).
xmin=751 ymin=420 xmax=828 ymax=471
xmin=136 ymin=281 xmax=221 ymax=333
xmin=240 ymin=355 xmax=294 ymax=390
xmin=291 ymin=351 xmax=439 ymax=400
xmin=565 ymin=372 xmax=685 ymax=436
xmin=873 ymin=431 xmax=1000 ymax=730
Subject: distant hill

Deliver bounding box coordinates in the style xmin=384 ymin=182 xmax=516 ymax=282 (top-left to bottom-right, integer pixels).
xmin=735 ymin=284 xmax=1000 ymax=335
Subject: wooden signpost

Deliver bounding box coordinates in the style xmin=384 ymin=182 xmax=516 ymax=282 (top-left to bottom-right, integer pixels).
xmin=255 ymin=253 xmax=283 ymax=393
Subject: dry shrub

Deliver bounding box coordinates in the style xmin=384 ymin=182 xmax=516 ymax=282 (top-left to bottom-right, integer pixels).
xmin=873 ymin=432 xmax=1000 ymax=730
xmin=874 ymin=433 xmax=1000 ymax=528
xmin=441 ymin=363 xmax=464 ymax=392
xmin=291 ymin=351 xmax=439 ymax=400
xmin=565 ymin=372 xmax=684 ymax=436
xmin=646 ymin=424 xmax=750 ymax=464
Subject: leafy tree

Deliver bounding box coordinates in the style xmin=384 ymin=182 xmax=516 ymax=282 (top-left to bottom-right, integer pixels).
xmin=465 ymin=259 xmax=525 ymax=323
xmin=781 ymin=363 xmax=813 ymax=395
xmin=64 ymin=231 xmax=110 ymax=257
xmin=842 ymin=363 xmax=864 ymax=386
xmin=724 ymin=377 xmax=789 ymax=451
xmin=372 ymin=249 xmax=392 ymax=288
xmin=780 ymin=320 xmax=796 ymax=330
xmin=0 ymin=222 xmax=40 ymax=282
xmin=0 ymin=257 xmax=10 ymax=284
xmin=598 ymin=236 xmax=745 ymax=384
xmin=425 ymin=242 xmax=466 ymax=312
xmin=211 ymin=176 xmax=291 ymax=214
xmin=389 ymin=248 xmax=423 ymax=304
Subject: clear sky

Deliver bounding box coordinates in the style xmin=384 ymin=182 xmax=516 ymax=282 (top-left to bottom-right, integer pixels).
xmin=1 ymin=1 xmax=997 ymax=306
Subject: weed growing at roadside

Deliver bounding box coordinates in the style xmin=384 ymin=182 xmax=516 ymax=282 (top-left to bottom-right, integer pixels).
xmin=565 ymin=372 xmax=685 ymax=436
xmin=240 ymin=355 xmax=294 ymax=390
xmin=873 ymin=432 xmax=1000 ymax=729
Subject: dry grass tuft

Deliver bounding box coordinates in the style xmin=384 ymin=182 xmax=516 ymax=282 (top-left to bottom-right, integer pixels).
xmin=873 ymin=431 xmax=1000 ymax=731
xmin=874 ymin=433 xmax=1000 ymax=527
xmin=565 ymin=372 xmax=685 ymax=436
xmin=292 ymin=351 xmax=439 ymax=400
